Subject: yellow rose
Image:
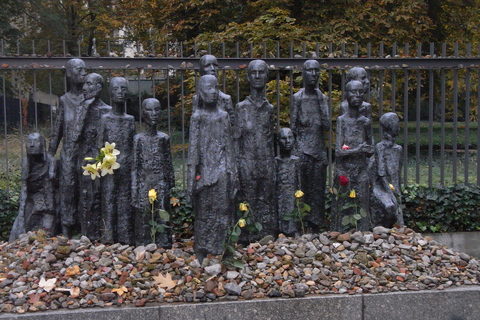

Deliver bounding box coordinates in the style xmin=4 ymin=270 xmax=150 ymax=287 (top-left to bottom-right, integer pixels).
xmin=349 ymin=189 xmax=356 ymax=198
xmin=239 ymin=202 xmax=248 ymax=211
xmin=389 ymin=184 xmax=395 ymax=191
xmin=238 ymin=219 xmax=246 ymax=228
xmin=148 ymin=189 xmax=157 ymax=204
xmin=295 ymin=190 xmax=304 ymax=198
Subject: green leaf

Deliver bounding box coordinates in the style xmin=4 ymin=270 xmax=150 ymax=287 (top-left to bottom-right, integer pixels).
xmin=156 ymin=225 xmax=165 ymax=233
xmin=158 ymin=209 xmax=170 ymax=221
xmin=230 ymin=235 xmax=239 ymax=243
xmin=255 ymin=222 xmax=263 ymax=231
xmin=353 ymin=213 xmax=362 ymax=220
xmin=227 ymin=259 xmax=245 ymax=269
xmin=341 ymin=215 xmax=352 ymax=226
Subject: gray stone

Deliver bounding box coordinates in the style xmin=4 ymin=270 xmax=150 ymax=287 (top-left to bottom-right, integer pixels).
xmin=204 ymin=264 xmax=222 ymax=276
xmin=224 ymin=283 xmax=242 ymax=296
xmin=373 ymin=226 xmax=391 ymax=235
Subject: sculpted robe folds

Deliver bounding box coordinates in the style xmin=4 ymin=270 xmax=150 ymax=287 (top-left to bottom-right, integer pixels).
xmin=77 ymin=99 xmax=111 ymax=240
xmin=98 ymin=112 xmax=136 ymax=244
xmin=188 ymin=108 xmax=238 ymax=256
xmin=49 ymin=94 xmax=84 ymax=229
xmin=132 ymin=131 xmax=175 ymax=247
xmin=234 ymin=96 xmax=276 ymax=237
xmin=291 ymin=88 xmax=330 ymax=230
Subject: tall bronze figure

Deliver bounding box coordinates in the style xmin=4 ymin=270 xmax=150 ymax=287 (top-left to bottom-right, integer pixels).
xmin=234 ymin=60 xmax=276 ymax=238
xmin=291 ymin=60 xmax=330 ymax=231
xmin=332 ymin=81 xmax=374 ymax=232
xmin=98 ymin=77 xmax=136 ymax=244
xmin=49 ymin=58 xmax=86 ymax=237
xmin=192 ymin=54 xmax=234 ymax=125
xmin=132 ymin=98 xmax=175 ymax=247
xmin=188 ymin=75 xmax=238 ymax=261
xmin=77 ymin=73 xmax=112 ymax=240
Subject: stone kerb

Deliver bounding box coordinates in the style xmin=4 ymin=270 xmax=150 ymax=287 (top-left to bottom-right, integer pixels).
xmin=2 ymin=287 xmax=480 ymax=320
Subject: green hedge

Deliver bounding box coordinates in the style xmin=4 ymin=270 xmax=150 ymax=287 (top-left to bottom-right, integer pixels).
xmin=0 ymin=189 xmax=19 ymax=241
xmin=402 ymin=184 xmax=480 ymax=233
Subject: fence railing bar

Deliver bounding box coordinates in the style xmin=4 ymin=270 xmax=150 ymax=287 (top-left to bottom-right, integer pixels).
xmin=152 ymin=72 xmax=155 ymax=99
xmin=33 ymin=70 xmax=38 ymax=131
xmin=428 ymin=68 xmax=434 ymax=188
xmin=452 ymin=68 xmax=458 ymax=183
xmin=180 ymin=70 xmax=186 ymax=190
xmin=378 ymin=70 xmax=384 ymax=139
xmin=428 ymin=43 xmax=435 ymax=187
xmin=415 ymin=69 xmax=421 ymax=184
xmin=403 ymin=68 xmax=409 ymax=186
xmin=391 ymin=41 xmax=397 ymax=112
xmin=17 ymin=71 xmax=24 ymax=160
xmin=2 ymin=71 xmax=10 ymax=195
xmin=137 ymin=69 xmax=142 ymax=130
xmin=477 ymin=68 xmax=480 ymax=185
xmin=276 ymin=69 xmax=280 ymax=141
xmin=328 ymin=69 xmax=333 ymax=187
xmin=464 ymin=68 xmax=471 ymax=184
xmin=49 ymin=71 xmax=53 ymax=131
xmin=166 ymin=70 xmax=171 ymax=137
xmin=440 ymin=69 xmax=446 ymax=185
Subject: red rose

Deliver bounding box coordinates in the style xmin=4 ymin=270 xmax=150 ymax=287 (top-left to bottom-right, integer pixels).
xmin=339 ymin=175 xmax=349 ymax=186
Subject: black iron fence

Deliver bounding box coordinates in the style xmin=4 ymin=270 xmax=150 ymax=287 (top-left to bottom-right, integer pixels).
xmin=1 ymin=41 xmax=480 ymax=194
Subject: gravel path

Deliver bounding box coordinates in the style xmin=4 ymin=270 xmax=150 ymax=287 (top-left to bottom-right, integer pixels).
xmin=0 ymin=226 xmax=478 ymax=314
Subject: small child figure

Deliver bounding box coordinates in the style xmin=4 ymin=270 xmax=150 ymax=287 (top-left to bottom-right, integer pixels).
xmin=370 ymin=112 xmax=404 ymax=227
xmin=10 ymin=133 xmax=58 ymax=241
xmin=132 ymin=98 xmax=175 ymax=247
xmin=275 ymin=128 xmax=301 ymax=237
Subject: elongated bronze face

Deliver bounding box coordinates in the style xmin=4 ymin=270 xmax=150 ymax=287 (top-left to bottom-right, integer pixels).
xmin=198 ymin=75 xmax=219 ymax=106
xmin=109 ymin=77 xmax=128 ymax=104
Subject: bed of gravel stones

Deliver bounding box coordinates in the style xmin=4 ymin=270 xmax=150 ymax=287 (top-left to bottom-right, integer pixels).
xmin=0 ymin=226 xmax=479 ymax=314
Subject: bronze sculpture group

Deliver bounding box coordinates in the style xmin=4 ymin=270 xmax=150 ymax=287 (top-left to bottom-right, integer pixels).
xmin=10 ymin=57 xmax=404 ymax=262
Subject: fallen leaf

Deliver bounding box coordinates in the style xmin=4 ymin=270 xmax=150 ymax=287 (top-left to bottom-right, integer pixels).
xmin=148 ymin=252 xmax=162 ymax=263
xmin=39 ymin=277 xmax=56 ymax=292
xmin=153 ymin=273 xmax=177 ymax=290
xmin=70 ymin=287 xmax=80 ymax=298
xmin=28 ymin=293 xmax=41 ymax=303
xmin=111 ymin=286 xmax=128 ymax=296
xmin=136 ymin=250 xmax=146 ymax=261
xmin=65 ymin=265 xmax=80 ymax=276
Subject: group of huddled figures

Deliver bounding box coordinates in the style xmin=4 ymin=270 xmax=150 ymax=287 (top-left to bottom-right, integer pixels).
xmin=10 ymin=58 xmax=175 ymax=248
xmin=10 ymin=56 xmax=403 ymax=262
